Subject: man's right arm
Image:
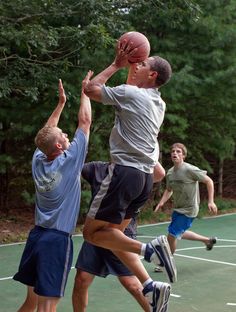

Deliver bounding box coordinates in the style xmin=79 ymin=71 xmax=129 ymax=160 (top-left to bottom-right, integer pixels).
xmin=84 ymin=41 xmax=132 ymax=102
xmin=78 ymin=71 xmax=93 ymax=136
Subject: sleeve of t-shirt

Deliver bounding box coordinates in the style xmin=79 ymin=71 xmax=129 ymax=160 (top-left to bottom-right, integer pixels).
xmin=188 ymin=165 xmax=207 ymax=182
xmin=101 ymin=84 xmax=126 ymax=108
xmin=166 ymin=169 xmax=172 ymax=190
xmin=64 ymin=128 xmax=88 ymax=174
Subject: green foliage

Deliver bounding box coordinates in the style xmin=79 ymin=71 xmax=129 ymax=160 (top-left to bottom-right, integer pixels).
xmin=0 ymin=0 xmax=235 ymax=211
xmin=198 ymin=197 xmax=236 ymax=218
xmin=21 ymin=190 xmax=35 ymax=206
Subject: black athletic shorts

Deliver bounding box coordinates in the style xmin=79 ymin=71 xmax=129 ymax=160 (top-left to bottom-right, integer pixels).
xmin=87 ymin=163 xmax=153 ymax=224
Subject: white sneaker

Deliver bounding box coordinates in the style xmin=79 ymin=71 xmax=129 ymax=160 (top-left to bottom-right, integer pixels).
xmin=143 ymin=281 xmax=171 ymax=312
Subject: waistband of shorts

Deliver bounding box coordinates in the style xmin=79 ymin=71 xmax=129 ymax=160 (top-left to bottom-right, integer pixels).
xmin=34 ymin=225 xmax=71 ymax=237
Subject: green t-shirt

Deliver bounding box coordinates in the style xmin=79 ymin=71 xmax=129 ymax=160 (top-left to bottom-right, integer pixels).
xmin=166 ymin=162 xmax=206 ymax=217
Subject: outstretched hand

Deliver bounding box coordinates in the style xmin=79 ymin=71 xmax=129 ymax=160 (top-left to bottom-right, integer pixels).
xmin=114 ymin=39 xmax=138 ymax=68
xmin=58 ymin=79 xmax=66 ymax=105
xmin=82 ymin=70 xmax=94 ymax=93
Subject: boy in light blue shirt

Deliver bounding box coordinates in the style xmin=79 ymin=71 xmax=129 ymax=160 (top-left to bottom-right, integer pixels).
xmin=14 ymin=71 xmax=92 ymax=312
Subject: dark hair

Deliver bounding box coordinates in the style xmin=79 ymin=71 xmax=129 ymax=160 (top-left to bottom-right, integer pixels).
xmin=149 ymin=56 xmax=172 ymax=87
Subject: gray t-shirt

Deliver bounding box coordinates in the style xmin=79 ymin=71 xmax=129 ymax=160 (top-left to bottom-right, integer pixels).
xmin=166 ymin=162 xmax=207 ymax=217
xmin=101 ymin=84 xmax=166 ymax=173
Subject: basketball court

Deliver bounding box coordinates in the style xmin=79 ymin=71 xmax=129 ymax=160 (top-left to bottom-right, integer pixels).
xmin=1 ymin=213 xmax=236 ymax=312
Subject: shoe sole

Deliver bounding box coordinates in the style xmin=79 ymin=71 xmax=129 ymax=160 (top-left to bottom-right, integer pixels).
xmin=151 ymin=235 xmax=177 ymax=283
xmin=153 ymin=282 xmax=171 ymax=312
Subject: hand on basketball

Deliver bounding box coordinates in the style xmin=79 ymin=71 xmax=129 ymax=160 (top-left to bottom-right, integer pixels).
xmin=58 ymin=79 xmax=66 ymax=105
xmin=115 ymin=39 xmax=138 ymax=68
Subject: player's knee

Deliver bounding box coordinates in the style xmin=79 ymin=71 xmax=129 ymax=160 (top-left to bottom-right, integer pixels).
xmin=82 ymin=227 xmax=95 ymax=244
xmin=74 ymin=270 xmax=92 ymax=289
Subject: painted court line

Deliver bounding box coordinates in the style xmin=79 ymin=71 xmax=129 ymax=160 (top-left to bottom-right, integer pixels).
xmin=177 ymin=245 xmax=236 ymax=251
xmin=227 ymin=303 xmax=236 ymax=306
xmin=175 ymin=253 xmax=236 ymax=266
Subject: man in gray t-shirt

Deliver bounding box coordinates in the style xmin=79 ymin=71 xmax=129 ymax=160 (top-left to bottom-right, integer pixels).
xmin=82 ymin=41 xmax=176 ymax=311
xmin=155 ymin=143 xmax=218 ymax=258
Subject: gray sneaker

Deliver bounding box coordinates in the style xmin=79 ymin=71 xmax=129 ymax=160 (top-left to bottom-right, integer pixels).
xmin=154 ymin=266 xmax=163 ymax=273
xmin=206 ymin=237 xmax=217 ymax=250
xmin=145 ymin=235 xmax=177 ymax=283
xmin=143 ymin=281 xmax=171 ymax=312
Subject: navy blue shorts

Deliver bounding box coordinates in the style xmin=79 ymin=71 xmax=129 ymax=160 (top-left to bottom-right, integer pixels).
xmin=13 ymin=226 xmax=73 ymax=297
xmin=87 ymin=163 xmax=153 ymax=224
xmin=75 ymin=241 xmax=132 ymax=277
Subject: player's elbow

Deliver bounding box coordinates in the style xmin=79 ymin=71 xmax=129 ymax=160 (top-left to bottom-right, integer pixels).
xmin=84 ymin=83 xmax=102 ymax=102
xmin=153 ymin=166 xmax=166 ymax=183
xmin=79 ymin=114 xmax=92 ymax=128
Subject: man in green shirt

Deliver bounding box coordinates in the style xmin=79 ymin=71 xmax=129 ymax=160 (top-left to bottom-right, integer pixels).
xmin=154 ymin=143 xmax=218 ymax=257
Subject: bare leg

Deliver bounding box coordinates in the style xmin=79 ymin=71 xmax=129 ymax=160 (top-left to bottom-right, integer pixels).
xmin=83 ymin=218 xmax=142 ymax=253
xmin=37 ymin=296 xmax=60 ymax=312
xmin=182 ymin=230 xmax=212 ymax=246
xmin=113 ymin=250 xmax=150 ymax=284
xmin=72 ymin=269 xmax=95 ymax=312
xmin=167 ymin=233 xmax=178 ymax=254
xmin=83 ymin=217 xmax=151 ymax=283
xmin=17 ymin=286 xmax=38 ymax=312
xmin=118 ymin=275 xmax=149 ymax=312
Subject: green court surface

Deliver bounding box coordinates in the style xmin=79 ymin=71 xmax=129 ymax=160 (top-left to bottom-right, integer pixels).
xmin=1 ymin=213 xmax=236 ymax=312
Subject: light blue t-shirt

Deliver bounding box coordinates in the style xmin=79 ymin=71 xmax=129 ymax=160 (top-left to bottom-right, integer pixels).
xmin=101 ymin=84 xmax=166 ymax=173
xmin=32 ymin=128 xmax=88 ymax=234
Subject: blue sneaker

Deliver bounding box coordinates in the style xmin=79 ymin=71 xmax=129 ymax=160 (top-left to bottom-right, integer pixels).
xmin=143 ymin=281 xmax=171 ymax=312
xmin=144 ymin=235 xmax=177 ymax=283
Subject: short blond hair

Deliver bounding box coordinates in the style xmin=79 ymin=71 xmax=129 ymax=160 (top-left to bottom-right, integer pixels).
xmin=171 ymin=143 xmax=187 ymax=158
xmin=34 ymin=126 xmax=58 ymax=155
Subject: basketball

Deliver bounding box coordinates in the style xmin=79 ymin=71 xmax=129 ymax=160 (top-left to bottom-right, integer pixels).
xmin=117 ymin=31 xmax=150 ymax=63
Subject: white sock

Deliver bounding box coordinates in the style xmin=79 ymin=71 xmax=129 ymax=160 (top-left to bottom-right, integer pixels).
xmin=143 ymin=278 xmax=153 ymax=288
xmin=140 ymin=243 xmax=146 ymax=256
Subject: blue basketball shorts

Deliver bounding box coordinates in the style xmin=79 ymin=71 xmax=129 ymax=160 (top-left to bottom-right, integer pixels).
xmin=168 ymin=211 xmax=195 ymax=239
xmin=86 ymin=163 xmax=153 ymax=224
xmin=75 ymin=240 xmax=133 ymax=277
xmin=13 ymin=226 xmax=73 ymax=297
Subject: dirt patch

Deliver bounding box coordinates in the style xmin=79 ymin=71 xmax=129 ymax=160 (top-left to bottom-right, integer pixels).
xmin=1 ymin=205 xmax=236 ymax=244
xmin=0 ymin=208 xmax=35 ymax=244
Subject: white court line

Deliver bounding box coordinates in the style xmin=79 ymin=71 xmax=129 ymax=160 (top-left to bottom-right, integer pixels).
xmin=177 ymin=244 xmax=236 ymax=251
xmin=0 ymin=276 xmax=13 ymax=281
xmin=227 ymin=303 xmax=236 ymax=306
xmin=175 ymin=253 xmax=236 ymax=266
xmin=0 ymin=269 xmax=181 ymax=298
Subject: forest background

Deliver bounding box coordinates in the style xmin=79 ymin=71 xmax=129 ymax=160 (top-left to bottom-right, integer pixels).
xmin=0 ymin=0 xmax=236 ymax=242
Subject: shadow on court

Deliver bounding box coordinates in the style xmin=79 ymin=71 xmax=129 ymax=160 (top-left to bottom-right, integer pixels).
xmin=0 ymin=213 xmax=236 ymax=312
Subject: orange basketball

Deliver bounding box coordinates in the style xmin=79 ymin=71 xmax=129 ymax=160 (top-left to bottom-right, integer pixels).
xmin=117 ymin=31 xmax=150 ymax=63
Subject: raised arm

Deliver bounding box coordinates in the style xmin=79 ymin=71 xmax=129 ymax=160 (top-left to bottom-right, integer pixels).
xmin=202 ymin=176 xmax=218 ymax=214
xmin=84 ymin=40 xmax=134 ymax=102
xmin=77 ymin=71 xmax=93 ymax=137
xmin=45 ymin=79 xmax=66 ymax=127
